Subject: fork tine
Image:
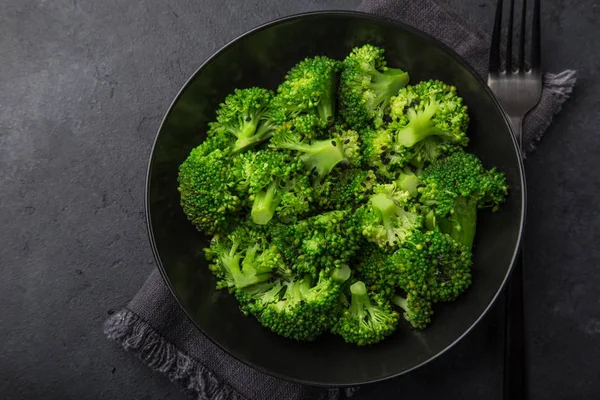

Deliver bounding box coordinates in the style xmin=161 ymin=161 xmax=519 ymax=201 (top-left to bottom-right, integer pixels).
xmin=506 ymin=0 xmax=515 ymax=72
xmin=531 ymin=0 xmax=541 ymax=70
xmin=518 ymin=0 xmax=527 ymax=71
xmin=489 ymin=0 xmax=504 ymax=73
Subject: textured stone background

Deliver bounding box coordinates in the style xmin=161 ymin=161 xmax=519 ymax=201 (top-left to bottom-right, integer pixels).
xmin=1 ymin=0 xmax=598 ymax=399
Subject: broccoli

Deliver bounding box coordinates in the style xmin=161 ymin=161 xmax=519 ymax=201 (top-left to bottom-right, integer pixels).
xmin=270 ymin=129 xmax=346 ymax=181
xmin=274 ymin=56 xmax=342 ymax=123
xmin=204 ymin=226 xmax=290 ymax=291
xmin=177 ymin=44 xmax=511 ymax=346
xmin=354 ymin=184 xmax=423 ymax=249
xmin=332 ymin=281 xmax=399 ymax=346
xmin=234 ymin=150 xmax=312 ymax=225
xmin=354 ymin=243 xmax=396 ymax=297
xmin=178 ymin=146 xmax=243 ymax=234
xmin=418 ymin=151 xmax=508 ymax=248
xmin=395 ymin=166 xmax=422 ymax=198
xmin=271 ymin=210 xmax=361 ymax=279
xmin=389 ymin=229 xmax=472 ymax=303
xmin=339 ymin=44 xmax=410 ymax=129
xmin=210 ymin=88 xmax=280 ymax=153
xmin=318 ymin=168 xmax=377 ymax=211
xmin=238 ymin=266 xmax=351 ymax=341
xmin=392 ymin=293 xmax=433 ymax=330
xmin=388 ymin=80 xmax=469 ymax=149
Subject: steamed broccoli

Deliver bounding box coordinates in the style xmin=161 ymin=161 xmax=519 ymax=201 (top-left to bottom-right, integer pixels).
xmin=204 ymin=225 xmax=290 ymax=291
xmin=237 ymin=266 xmax=351 ymax=341
xmin=235 ymin=150 xmax=312 ymax=225
xmin=339 ymin=44 xmax=410 ymax=128
xmin=269 ymin=128 xmax=346 ymax=181
xmin=354 ymin=184 xmax=423 ymax=249
xmin=271 ymin=210 xmax=361 ymax=279
xmin=177 ymin=44 xmax=510 ymax=346
xmin=274 ymin=56 xmax=342 ymax=123
xmin=332 ymin=281 xmax=399 ymax=346
xmin=178 ymin=146 xmax=243 ymax=234
xmin=389 ymin=229 xmax=473 ymax=303
xmin=388 ymin=80 xmax=469 ymax=149
xmin=418 ymin=151 xmax=508 ymax=248
xmin=209 ymin=88 xmax=280 ymax=153
xmin=393 ymin=293 xmax=433 ymax=329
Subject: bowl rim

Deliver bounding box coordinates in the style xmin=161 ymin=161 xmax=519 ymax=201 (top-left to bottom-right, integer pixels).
xmin=145 ymin=9 xmax=526 ymax=387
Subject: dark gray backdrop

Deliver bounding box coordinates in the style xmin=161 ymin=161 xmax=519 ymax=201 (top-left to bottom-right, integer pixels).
xmin=1 ymin=0 xmax=598 ymax=399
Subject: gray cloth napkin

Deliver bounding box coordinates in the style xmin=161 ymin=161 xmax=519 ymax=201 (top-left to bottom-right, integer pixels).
xmin=104 ymin=1 xmax=576 ymax=399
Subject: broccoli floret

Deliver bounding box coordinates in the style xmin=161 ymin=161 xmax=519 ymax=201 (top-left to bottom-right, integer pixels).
xmin=418 ymin=151 xmax=508 ymax=248
xmin=178 ymin=147 xmax=243 ymax=234
xmin=361 ymin=127 xmax=413 ymax=177
xmin=210 ymin=88 xmax=280 ymax=153
xmin=354 ymin=243 xmax=396 ymax=297
xmin=339 ymin=44 xmax=410 ymax=129
xmin=393 ymin=293 xmax=433 ymax=329
xmin=271 ymin=210 xmax=361 ymax=279
xmin=388 ymin=80 xmax=469 ymax=149
xmin=354 ymin=184 xmax=423 ymax=249
xmin=238 ymin=266 xmax=351 ymax=341
xmin=332 ymin=127 xmax=362 ymax=167
xmin=389 ymin=229 xmax=472 ymax=303
xmin=332 ymin=281 xmax=399 ymax=346
xmin=204 ymin=226 xmax=289 ymax=291
xmin=395 ymin=166 xmax=422 ymax=198
xmin=234 ymin=150 xmax=312 ymax=225
xmin=270 ymin=129 xmax=346 ymax=180
xmin=274 ymin=56 xmax=341 ymax=123
xmin=318 ymin=168 xmax=377 ymax=211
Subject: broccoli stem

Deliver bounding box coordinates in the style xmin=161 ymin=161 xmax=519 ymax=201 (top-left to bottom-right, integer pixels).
xmin=316 ymin=73 xmax=337 ymax=121
xmin=251 ymin=181 xmax=281 ymax=225
xmin=220 ymin=241 xmax=267 ymax=289
xmin=396 ymin=168 xmax=421 ymax=197
xmin=331 ymin=264 xmax=352 ymax=283
xmin=396 ymin=102 xmax=446 ymax=147
xmin=392 ymin=295 xmax=408 ymax=311
xmin=349 ymin=281 xmax=370 ymax=313
xmin=370 ymin=193 xmax=398 ymax=244
xmin=370 ymin=68 xmax=410 ymax=99
xmin=298 ymin=138 xmax=345 ymax=178
xmin=438 ymin=196 xmax=478 ymax=248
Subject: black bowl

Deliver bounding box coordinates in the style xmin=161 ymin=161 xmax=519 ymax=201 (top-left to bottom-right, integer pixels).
xmin=146 ymin=11 xmax=525 ymax=386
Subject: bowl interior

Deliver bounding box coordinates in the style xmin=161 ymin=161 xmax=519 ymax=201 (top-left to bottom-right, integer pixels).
xmin=147 ymin=12 xmax=524 ymax=386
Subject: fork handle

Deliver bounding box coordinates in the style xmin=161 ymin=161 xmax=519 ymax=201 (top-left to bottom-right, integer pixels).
xmin=503 ymin=117 xmax=526 ymax=400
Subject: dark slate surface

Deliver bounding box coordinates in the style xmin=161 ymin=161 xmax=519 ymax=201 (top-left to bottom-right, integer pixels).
xmin=1 ymin=0 xmax=598 ymax=399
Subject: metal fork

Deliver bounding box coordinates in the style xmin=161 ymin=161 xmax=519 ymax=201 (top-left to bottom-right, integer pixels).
xmin=487 ymin=1 xmax=542 ymax=399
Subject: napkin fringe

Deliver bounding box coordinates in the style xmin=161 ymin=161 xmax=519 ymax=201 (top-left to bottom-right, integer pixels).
xmin=104 ymin=309 xmax=246 ymax=400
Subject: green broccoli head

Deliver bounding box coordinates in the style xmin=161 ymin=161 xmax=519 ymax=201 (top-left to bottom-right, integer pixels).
xmin=274 ymin=56 xmax=342 ymax=123
xmin=354 ymin=243 xmax=396 ymax=298
xmin=318 ymin=168 xmax=377 ymax=211
xmin=178 ymin=147 xmax=243 ymax=234
xmin=354 ymin=184 xmax=423 ymax=249
xmin=210 ymin=87 xmax=280 ymax=153
xmin=389 ymin=229 xmax=472 ymax=303
xmin=234 ymin=150 xmax=311 ymax=226
xmin=271 ymin=210 xmax=361 ymax=279
xmin=238 ymin=267 xmax=350 ymax=341
xmin=418 ymin=151 xmax=508 ymax=247
xmin=332 ymin=281 xmax=399 ymax=346
xmin=393 ymin=293 xmax=433 ymax=330
xmin=339 ymin=44 xmax=410 ymax=129
xmin=270 ymin=128 xmax=346 ymax=181
xmin=388 ymin=80 xmax=469 ymax=149
xmin=204 ymin=226 xmax=290 ymax=291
